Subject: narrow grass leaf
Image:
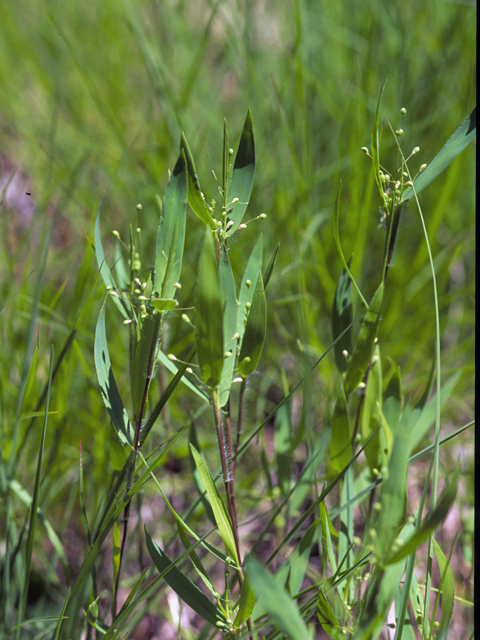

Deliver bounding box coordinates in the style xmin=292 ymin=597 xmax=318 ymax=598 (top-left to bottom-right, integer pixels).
xmin=332 ymin=262 xmax=353 ymax=373
xmin=218 ymin=248 xmax=238 ymax=406
xmin=226 ymin=109 xmax=255 ymax=236
xmin=94 ymin=200 xmax=130 ymax=320
xmin=432 ymin=538 xmax=455 ymax=640
xmin=329 ymin=383 xmax=351 ymax=475
xmin=145 ymin=530 xmax=228 ymax=628
xmin=154 ymin=150 xmax=187 ymax=299
xmin=320 ymin=501 xmax=338 ymax=575
xmin=371 ymin=80 xmax=388 ymax=202
xmin=94 ymin=301 xmax=134 ymax=446
xmin=180 ymin=132 xmax=216 ymax=229
xmin=245 ymin=556 xmax=312 ymax=640
xmin=237 ymin=270 xmax=267 ymax=378
xmin=195 ymin=228 xmax=224 ymax=389
xmin=176 ymin=521 xmax=218 ymax=597
xmin=157 ymin=347 xmax=209 ymax=403
xmin=263 ymin=242 xmax=279 ymax=290
xmin=189 ymin=444 xmax=239 ymax=567
xmin=344 ymin=281 xmax=384 ymax=397
xmin=401 ymin=107 xmax=476 ymax=202
xmin=189 ymin=423 xmax=215 ymax=525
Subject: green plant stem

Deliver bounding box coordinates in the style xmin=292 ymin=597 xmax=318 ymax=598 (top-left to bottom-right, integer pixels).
xmin=211 ymin=389 xmax=243 ymax=582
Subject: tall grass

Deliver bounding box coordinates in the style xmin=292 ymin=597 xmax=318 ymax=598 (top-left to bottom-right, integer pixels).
xmin=0 ymin=1 xmax=475 ymax=638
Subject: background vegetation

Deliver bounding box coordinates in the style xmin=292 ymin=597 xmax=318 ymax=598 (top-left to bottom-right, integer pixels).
xmin=0 ymin=0 xmax=475 ymax=638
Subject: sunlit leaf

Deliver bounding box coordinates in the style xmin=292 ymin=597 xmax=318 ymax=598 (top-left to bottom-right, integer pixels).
xmin=226 ymin=109 xmax=255 ymax=236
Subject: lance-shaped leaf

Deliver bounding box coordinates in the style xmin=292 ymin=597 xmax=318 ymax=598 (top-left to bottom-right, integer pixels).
xmin=94 ymin=201 xmax=130 ymax=320
xmin=180 ymin=132 xmax=216 ymax=229
xmin=401 ymin=107 xmax=476 ymax=203
xmin=344 ymin=281 xmax=384 ymax=397
xmin=145 ymin=530 xmax=228 ymax=628
xmin=189 ymin=445 xmax=239 ymax=567
xmin=154 ymin=151 xmax=187 ymax=298
xmin=233 ymin=574 xmax=256 ymax=628
xmin=237 ymin=234 xmax=263 ymax=348
xmin=218 ymin=247 xmax=238 ymax=407
xmin=94 ymin=301 xmax=134 ymax=446
xmin=332 ymin=261 xmax=353 ymax=373
xmin=237 ymin=271 xmax=267 ymax=379
xmin=195 ymin=229 xmax=224 ymax=389
xmin=226 ymin=109 xmax=255 ymax=236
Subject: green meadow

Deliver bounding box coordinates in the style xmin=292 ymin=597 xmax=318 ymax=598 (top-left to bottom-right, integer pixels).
xmin=0 ymin=1 xmax=475 ymax=638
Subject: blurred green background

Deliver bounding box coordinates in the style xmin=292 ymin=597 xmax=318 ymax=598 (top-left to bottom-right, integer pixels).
xmin=0 ymin=0 xmax=475 ymax=528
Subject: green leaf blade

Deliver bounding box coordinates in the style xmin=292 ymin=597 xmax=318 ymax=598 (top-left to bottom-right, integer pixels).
xmin=237 ymin=270 xmax=267 ymax=378
xmin=226 ymin=109 xmax=255 ymax=236
xmin=195 ymin=229 xmax=224 ymax=389
xmin=145 ymin=530 xmax=228 ymax=628
xmin=401 ymin=107 xmax=476 ymax=202
xmin=154 ymin=150 xmax=187 ymax=299
xmin=94 ymin=301 xmax=134 ymax=446
xmin=189 ymin=445 xmax=239 ymax=567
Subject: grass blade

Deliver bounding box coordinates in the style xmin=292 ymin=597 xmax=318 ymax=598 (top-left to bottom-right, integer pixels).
xmin=401 ymin=107 xmax=476 ymax=202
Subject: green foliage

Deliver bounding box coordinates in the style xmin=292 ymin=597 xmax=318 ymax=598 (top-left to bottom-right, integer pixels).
xmin=0 ymin=2 xmax=475 ymax=639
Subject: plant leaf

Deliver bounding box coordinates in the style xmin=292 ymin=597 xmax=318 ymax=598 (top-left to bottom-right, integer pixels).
xmin=154 ymin=150 xmax=187 ymax=299
xmin=218 ymin=247 xmax=238 ymax=407
xmin=94 ymin=199 xmax=130 ymax=320
xmin=360 ymin=344 xmax=383 ymax=474
xmin=237 ymin=234 xmax=263 ymax=348
xmin=180 ymin=132 xmax=216 ymax=229
xmin=195 ymin=228 xmax=224 ymax=389
xmin=94 ymin=301 xmax=134 ymax=446
xmin=245 ymin=556 xmax=313 ymax=640
xmin=384 ymin=468 xmax=458 ymax=566
xmin=432 ymin=538 xmax=455 ymax=640
xmin=233 ymin=575 xmax=256 ymax=628
xmin=237 ymin=270 xmax=267 ymax=378
xmin=145 ymin=530 xmax=228 ymax=628
xmin=226 ymin=109 xmax=255 ymax=236
xmin=401 ymin=107 xmax=476 ymax=202
xmin=329 ymin=384 xmax=351 ymax=475
xmin=189 ymin=444 xmax=239 ymax=567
